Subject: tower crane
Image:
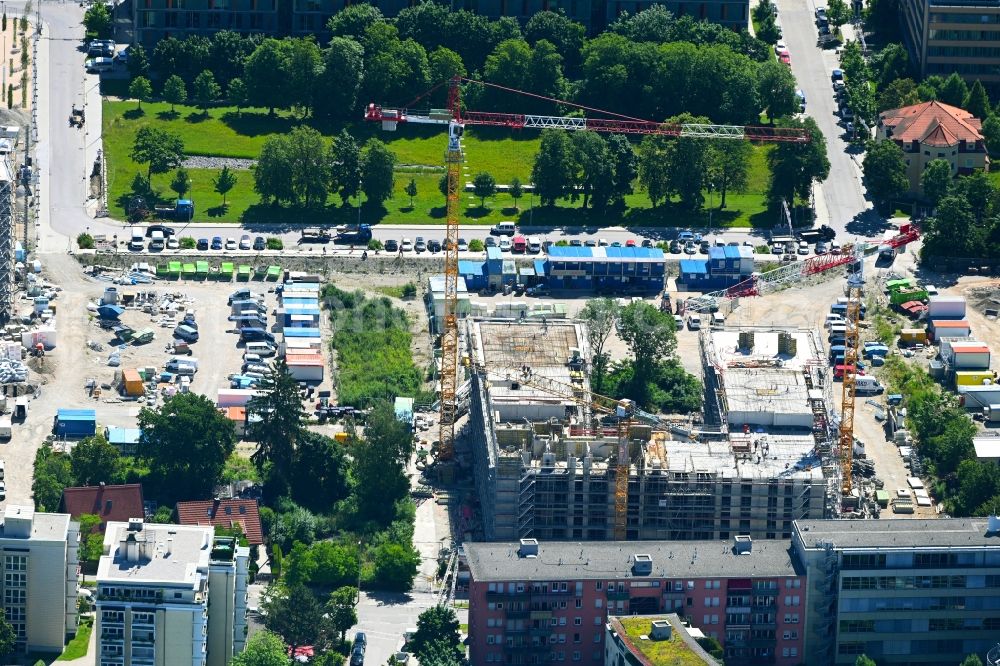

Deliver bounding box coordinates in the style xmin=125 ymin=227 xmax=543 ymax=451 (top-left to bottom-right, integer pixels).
xmin=365 ymin=77 xmax=811 ymax=463
xmin=839 ymin=245 xmax=866 ymax=496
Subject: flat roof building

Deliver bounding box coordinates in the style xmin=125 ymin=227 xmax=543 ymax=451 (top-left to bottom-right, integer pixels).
xmin=467 ymin=536 xmax=805 ymax=666
xmin=96 ymin=519 xmax=250 ymax=666
xmin=901 ymin=0 xmax=1000 ymax=83
xmin=795 ymin=517 xmax=1000 ymax=665
xmin=605 ymin=614 xmax=717 ymax=665
xmin=0 ymin=506 xmax=80 ymax=654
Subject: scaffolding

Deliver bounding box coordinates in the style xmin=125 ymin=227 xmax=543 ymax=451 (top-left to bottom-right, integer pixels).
xmin=0 ymin=159 xmax=15 ymax=323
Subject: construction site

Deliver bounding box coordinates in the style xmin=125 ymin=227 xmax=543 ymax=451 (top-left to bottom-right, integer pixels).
xmin=465 ymin=317 xmax=837 ymax=543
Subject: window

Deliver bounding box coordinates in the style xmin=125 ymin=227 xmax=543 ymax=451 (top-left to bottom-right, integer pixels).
xmin=704 ymin=614 xmax=711 ymax=625
xmin=783 ymin=648 xmax=790 ymax=658
xmin=487 ymin=636 xmax=495 ymax=645
xmin=574 ymin=618 xmax=582 ymax=626
xmin=572 ymin=651 xmax=581 ymax=662
xmin=595 ymin=599 xmax=602 ymax=608
xmin=595 ymin=582 xmax=602 ymax=591
xmin=712 ymin=615 xmax=719 ymax=625
xmin=488 ymin=583 xmax=496 ymax=592
xmin=593 ymin=634 xmax=601 ymax=643
xmin=791 ymin=648 xmax=798 ymax=657
xmin=559 ymin=617 xmax=567 ymax=626
xmin=594 ymin=617 xmax=602 ymax=626
xmin=575 ymin=599 xmax=582 ymax=608
xmin=573 ymin=633 xmax=581 ymax=643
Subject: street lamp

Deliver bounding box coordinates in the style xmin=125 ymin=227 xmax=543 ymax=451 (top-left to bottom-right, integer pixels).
xmin=355 ymin=540 xmax=362 ymax=605
xmin=707 ymin=180 xmax=715 ymax=231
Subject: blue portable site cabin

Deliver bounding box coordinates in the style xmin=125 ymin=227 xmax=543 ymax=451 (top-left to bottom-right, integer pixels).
xmin=486 ymin=247 xmax=504 ymax=290
xmin=679 ymin=246 xmax=755 ymax=289
xmin=54 ymin=408 xmax=97 ymax=438
xmin=283 ymin=327 xmax=321 ymax=338
xmin=105 ymin=426 xmax=142 ymax=454
xmin=97 ymin=304 xmax=124 ymax=320
xmin=544 ymin=246 xmax=666 ymax=293
xmin=459 ymin=260 xmax=487 ymax=291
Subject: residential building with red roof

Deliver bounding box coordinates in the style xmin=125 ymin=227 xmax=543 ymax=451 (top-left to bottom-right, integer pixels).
xmin=60 ymin=483 xmax=145 ymax=532
xmin=877 ymin=100 xmax=988 ymax=193
xmin=175 ymin=498 xmax=264 ymax=545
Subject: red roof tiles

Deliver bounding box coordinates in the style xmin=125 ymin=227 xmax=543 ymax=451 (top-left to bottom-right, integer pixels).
xmin=880 ymin=100 xmax=983 ymax=146
xmin=175 ymin=498 xmax=263 ymax=545
xmin=60 ymin=484 xmax=145 ymax=531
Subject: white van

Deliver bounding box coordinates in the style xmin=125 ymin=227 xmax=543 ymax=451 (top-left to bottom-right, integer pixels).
xmin=825 ymin=314 xmax=845 ymax=328
xmin=688 ymin=314 xmax=702 ymax=330
xmin=245 ymin=342 xmax=276 ymax=358
xmin=129 ymin=229 xmax=145 ymax=251
xmin=711 ymin=313 xmax=725 ymax=329
xmin=855 ymin=376 xmax=884 ymax=395
xmin=492 ymin=222 xmax=516 ymax=236
xmin=527 ymin=237 xmax=542 ymax=254
xmin=0 ymin=416 xmax=9 ymax=441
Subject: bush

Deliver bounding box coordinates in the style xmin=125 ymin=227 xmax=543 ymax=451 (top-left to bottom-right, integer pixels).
xmin=76 ymin=233 xmax=95 ymax=250
xmin=179 ymin=236 xmax=196 ymax=249
xmin=266 ymin=237 xmax=283 ymax=250
xmin=367 ymin=239 xmax=383 ymax=250
xmin=468 ymin=238 xmax=484 ymax=252
xmin=401 ymin=282 xmax=417 ymax=299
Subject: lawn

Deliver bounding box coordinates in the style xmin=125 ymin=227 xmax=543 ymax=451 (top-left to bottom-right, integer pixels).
xmin=617 ymin=617 xmax=709 ymax=665
xmin=103 ymin=99 xmax=775 ymax=228
xmin=57 ymin=616 xmax=93 ymax=661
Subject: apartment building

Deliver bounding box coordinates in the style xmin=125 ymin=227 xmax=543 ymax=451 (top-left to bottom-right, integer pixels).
xmin=95 ymin=519 xmax=250 ymax=666
xmin=0 ymin=505 xmax=80 ymax=654
xmin=466 ymin=536 xmax=806 ymax=666
xmin=795 ymin=517 xmax=1000 ymax=665
xmin=131 ymin=0 xmax=282 ymax=47
xmin=901 ymin=0 xmax=1000 ymax=83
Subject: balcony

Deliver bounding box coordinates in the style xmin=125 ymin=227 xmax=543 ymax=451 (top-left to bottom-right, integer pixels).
xmin=606 ymin=589 xmax=630 ymax=600
xmin=487 ymin=591 xmax=529 ymax=602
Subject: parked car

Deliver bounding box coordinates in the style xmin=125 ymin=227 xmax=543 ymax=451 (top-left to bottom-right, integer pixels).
xmin=625 ymin=239 xmax=637 ymax=247
xmin=197 ymin=238 xmax=209 ymax=251
xmin=211 ymin=237 xmax=223 ymax=250
xmin=570 ymin=239 xmax=583 ymax=247
xmin=584 ymin=239 xmax=597 ymax=247
xmin=225 ymin=238 xmax=237 ymax=250
xmin=641 ymin=239 xmax=653 ymax=248
xmin=499 ymin=238 xmax=512 ymax=251
xmin=779 ymin=52 xmax=791 ymax=65
xmin=166 ymin=237 xmax=179 ymax=250
xmin=669 ymin=240 xmax=681 ymax=254
xmin=700 ymin=240 xmax=710 ymax=253
xmin=677 ymin=230 xmax=696 ymax=242
xmin=684 ymin=242 xmax=697 ymax=255
xmin=239 ymin=235 xmax=252 ymax=250
xmin=458 ymin=238 xmax=469 ymax=252
xmin=253 ymin=236 xmax=266 ymax=250
xmin=146 ymin=224 xmax=176 ymax=237
xmin=798 ymin=241 xmax=810 ymax=255
xmin=401 ymin=238 xmax=413 ymax=252
xmin=484 ymin=236 xmax=497 ymax=247
xmin=774 ymin=40 xmax=788 ymax=54
xmin=831 ymin=68 xmax=844 ymax=82
xmin=384 ymin=239 xmax=399 ymax=252
xmin=414 ymin=236 xmax=427 ymax=252
xmin=427 ymin=239 xmax=442 ymax=252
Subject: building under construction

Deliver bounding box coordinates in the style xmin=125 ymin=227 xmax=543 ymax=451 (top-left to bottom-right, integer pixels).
xmin=0 ymin=158 xmax=14 ymax=323
xmin=467 ymin=320 xmax=836 ymax=542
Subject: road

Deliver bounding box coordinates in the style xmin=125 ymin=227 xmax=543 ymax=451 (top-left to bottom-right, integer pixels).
xmin=775 ymin=0 xmax=889 ymax=241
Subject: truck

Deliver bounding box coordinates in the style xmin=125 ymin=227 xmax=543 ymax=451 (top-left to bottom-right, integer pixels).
xmin=797 ymin=225 xmax=836 ymax=244
xmin=300 ymin=227 xmax=331 ymax=243
xmin=334 ymin=224 xmax=373 ymax=245
xmin=153 ymin=199 xmax=195 ymax=221
xmin=984 ymin=404 xmax=1000 ymax=422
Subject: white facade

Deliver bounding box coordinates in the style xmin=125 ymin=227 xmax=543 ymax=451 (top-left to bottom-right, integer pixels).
xmin=95 ymin=520 xmax=249 ymax=666
xmin=0 ymin=505 xmax=80 ymax=653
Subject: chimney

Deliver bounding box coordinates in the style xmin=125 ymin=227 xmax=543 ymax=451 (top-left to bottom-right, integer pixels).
xmin=734 ymin=535 xmax=753 ymax=555
xmin=649 ymin=619 xmax=672 ymax=641
xmin=99 ymin=481 xmax=106 ymax=489
xmin=632 ymin=553 xmax=653 ymax=576
xmin=166 ymin=538 xmax=173 ymax=557
xmin=518 ymin=538 xmax=539 ymax=558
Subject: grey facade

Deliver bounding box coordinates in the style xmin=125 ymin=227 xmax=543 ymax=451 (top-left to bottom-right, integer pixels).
xmin=795 ymin=518 xmax=1000 ymax=665
xmin=901 ymin=0 xmax=1000 ymax=83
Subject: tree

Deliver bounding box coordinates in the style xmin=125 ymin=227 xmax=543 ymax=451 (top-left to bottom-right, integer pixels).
xmin=128 ymin=76 xmax=152 ymax=112
xmin=757 ymin=59 xmax=798 ymax=124
xmin=525 ymin=10 xmax=585 ymax=73
xmin=213 ymin=166 xmax=237 ymax=206
xmin=131 ymin=127 xmax=185 ymax=181
xmin=428 ymin=47 xmax=466 ymax=104
xmin=327 ymin=587 xmax=359 ymax=643
xmin=316 ymin=37 xmax=364 ymax=119
xmin=508 ymin=177 xmax=524 ymax=209
xmin=964 ymin=80 xmax=991 ymax=120
xmin=70 ymin=434 xmax=123 ymax=486
xmin=353 ymin=403 xmax=412 ymax=526
xmin=247 ymin=360 xmax=306 ymax=494
xmin=921 ymin=159 xmax=953 ymax=206
xmin=854 ymin=657 xmax=877 ymax=666
xmin=961 ymin=655 xmax=984 ymax=666
xmin=83 ymin=3 xmax=112 ymax=39
xmin=162 ymin=75 xmax=188 ymax=112
xmin=254 ymin=136 xmax=294 ymax=205
xmin=32 ymin=444 xmax=73 ymax=512
xmin=878 ymin=78 xmax=920 ymax=112
xmin=862 ymin=139 xmax=909 ymax=214
xmin=127 ymin=43 xmax=150 ymax=80
xmin=138 ymin=392 xmax=236 ymax=505
xmin=984 ymin=115 xmax=1000 ymax=156
xmin=192 ymin=69 xmax=221 ymax=112
xmin=361 ymin=138 xmax=396 ymax=205
xmin=618 ymin=301 xmax=678 ymax=367
xmin=262 ymin=585 xmax=328 ymax=656
xmin=708 ymin=140 xmax=752 ymax=209
xmin=327 ymin=2 xmax=385 ymax=40
xmin=209 ymin=31 xmax=254 ymax=87
xmin=330 ymin=130 xmax=362 ymax=205
xmin=290 ymin=432 xmax=351 ymax=513
xmin=228 ymin=77 xmax=248 ymax=116
xmin=77 ymin=233 xmax=95 ymax=249
xmin=580 ymin=298 xmax=619 ymax=393
xmin=231 ymin=631 xmax=289 ymax=666
xmin=287 ymin=38 xmax=322 ymax=114
xmin=410 ymin=606 xmax=463 ymax=665
xmin=286 ymin=126 xmax=330 ymax=207
xmin=170 ymin=167 xmax=192 ymax=199
xmin=827 ymin=0 xmax=852 ymax=27
xmin=572 ymin=131 xmax=614 ymax=210
xmin=938 ymin=72 xmax=969 ymax=108
xmin=767 ymin=116 xmax=830 ymax=203
xmin=532 ymin=130 xmax=577 ymax=205
xmin=663 ymin=113 xmax=711 ymax=211
xmin=244 ymin=38 xmax=292 ymax=116
xmin=0 ymin=609 xmax=14 ymax=659
xmin=405 ymin=178 xmax=418 ymax=207
xmin=77 ymin=514 xmax=105 ymax=564
xmin=870 ymin=43 xmax=911 ymax=89
xmin=756 ymin=9 xmax=782 ymax=44
xmin=472 ymin=172 xmax=497 ymax=208
xmin=606 ymin=134 xmax=638 ymax=207
xmin=2 ymin=13 xmax=6 ymax=32
xmin=372 ymin=541 xmax=420 ymax=591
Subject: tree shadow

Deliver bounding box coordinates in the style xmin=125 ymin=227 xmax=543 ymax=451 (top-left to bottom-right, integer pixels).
xmin=463 ymin=206 xmax=491 ymax=219
xmin=123 ymin=108 xmax=145 ymax=120
xmin=428 ymin=206 xmax=447 ymax=219
xmin=501 ymin=206 xmax=521 ymax=216
xmin=206 ymin=205 xmax=228 ymax=218
xmin=400 ymin=205 xmax=415 ymax=213
xmin=185 ymin=111 xmax=210 ymax=124
xmin=220 ymin=111 xmax=297 ymax=137
xmin=156 ymin=110 xmax=180 ymax=121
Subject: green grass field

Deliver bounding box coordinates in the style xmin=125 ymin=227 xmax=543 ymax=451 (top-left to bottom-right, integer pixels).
xmin=103 ymin=99 xmax=776 ymax=227
xmin=57 ymin=616 xmax=93 ymax=661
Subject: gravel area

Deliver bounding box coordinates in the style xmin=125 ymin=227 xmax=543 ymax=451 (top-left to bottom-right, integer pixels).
xmin=181 ymin=156 xmax=256 ymax=170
